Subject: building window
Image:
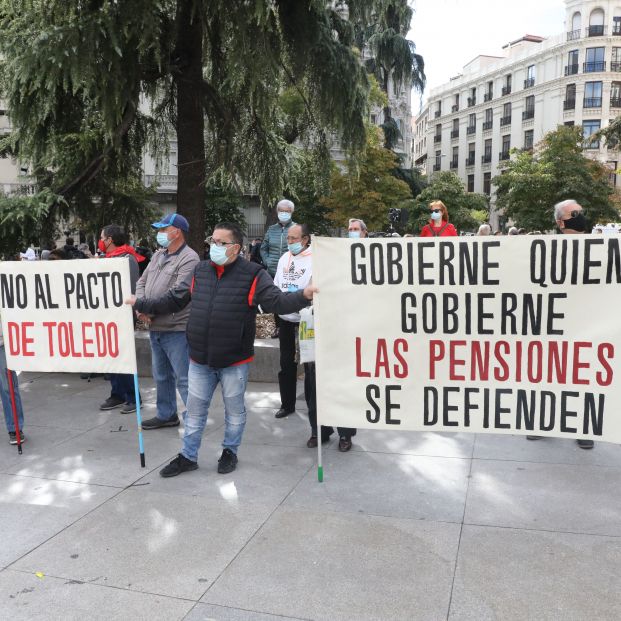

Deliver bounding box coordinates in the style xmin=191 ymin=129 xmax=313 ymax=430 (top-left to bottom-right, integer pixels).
xmin=523 ymin=95 xmax=535 ymax=120
xmin=451 ymin=146 xmax=459 ymax=169
xmin=500 ymin=134 xmax=511 ymax=160
xmin=434 ymin=150 xmax=441 ymax=171
xmin=614 ymin=16 xmax=621 ymax=36
xmin=612 ymin=47 xmax=621 ymax=72
xmin=483 ymin=108 xmax=493 ymax=130
xmin=467 ymin=113 xmax=476 ymax=134
xmin=467 ymin=142 xmax=475 ymax=166
xmin=569 ymin=12 xmax=581 ymax=40
xmin=434 ymin=124 xmax=442 ymax=143
xmin=587 ymin=9 xmax=605 ymax=37
xmin=483 ymin=172 xmax=491 ymax=196
xmin=611 ymin=81 xmax=621 ymax=108
xmin=524 ymin=129 xmax=534 ymax=151
xmin=370 ymin=114 xmax=377 ymax=124
xmin=435 ymin=102 xmax=442 ymax=118
xmin=564 ymin=83 xmax=576 ymax=110
xmin=483 ymin=138 xmax=492 ymax=163
xmin=566 ymin=50 xmax=579 ymax=75
xmin=584 ymin=47 xmax=605 ymax=72
xmin=565 ymin=121 xmax=575 ymax=127
xmin=451 ymin=118 xmax=459 ymax=139
xmin=468 ymin=87 xmax=476 ymax=107
xmin=467 ymin=174 xmax=475 ymax=192
xmin=584 ymin=81 xmax=603 ymax=108
xmin=524 ymin=65 xmax=535 ymax=88
xmin=452 ymin=94 xmax=459 ymax=113
xmin=583 ymin=120 xmax=601 ymax=148
xmin=484 ymin=81 xmax=493 ymax=102
xmin=502 ymin=74 xmax=512 ymax=96
xmin=501 ymin=102 xmax=511 ymax=126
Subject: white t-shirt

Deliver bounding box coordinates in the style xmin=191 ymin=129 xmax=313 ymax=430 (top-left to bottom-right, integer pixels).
xmin=273 ymin=247 xmax=312 ymax=323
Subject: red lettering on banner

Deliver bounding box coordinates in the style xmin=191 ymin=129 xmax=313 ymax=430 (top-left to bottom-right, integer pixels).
xmin=107 ymin=323 xmax=119 ymax=358
xmin=470 ymin=341 xmax=489 ymax=381
xmin=596 ymin=343 xmax=614 ymax=386
xmin=7 ymin=322 xmax=20 ymax=356
xmin=67 ymin=322 xmax=82 ymax=357
xmin=95 ymin=323 xmax=107 ymax=356
xmin=515 ymin=341 xmax=523 ymax=383
xmin=374 ymin=339 xmax=390 ymax=378
xmin=572 ymin=342 xmax=592 ymax=385
xmin=526 ymin=341 xmax=543 ymax=383
xmin=547 ymin=341 xmax=568 ymax=384
xmin=58 ymin=322 xmax=71 ymax=357
xmin=81 ymin=322 xmax=94 ymax=358
xmin=355 ymin=337 xmax=371 ymax=377
xmin=8 ymin=322 xmax=35 ymax=357
xmin=429 ymin=340 xmax=445 ymax=380
xmin=43 ymin=321 xmax=56 ymax=355
xmin=449 ymin=340 xmax=467 ymax=381
xmin=393 ymin=339 xmax=409 ymax=379
xmin=493 ymin=341 xmax=510 ymax=381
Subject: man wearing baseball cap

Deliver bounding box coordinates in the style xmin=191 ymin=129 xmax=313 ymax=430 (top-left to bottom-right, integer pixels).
xmin=135 ymin=213 xmax=199 ymax=428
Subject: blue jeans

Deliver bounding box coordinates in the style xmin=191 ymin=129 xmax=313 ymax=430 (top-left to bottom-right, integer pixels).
xmin=0 ymin=345 xmax=24 ymax=433
xmin=181 ymin=361 xmax=249 ymax=462
xmin=150 ymin=331 xmax=189 ymax=421
xmin=109 ymin=373 xmax=136 ymax=404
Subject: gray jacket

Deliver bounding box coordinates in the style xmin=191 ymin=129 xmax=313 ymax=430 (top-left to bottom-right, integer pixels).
xmin=135 ymin=244 xmax=200 ymax=331
xmin=260 ymin=220 xmax=294 ymax=277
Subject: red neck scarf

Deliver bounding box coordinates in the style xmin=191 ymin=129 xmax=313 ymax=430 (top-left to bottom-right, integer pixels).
xmin=106 ymin=244 xmax=146 ymax=262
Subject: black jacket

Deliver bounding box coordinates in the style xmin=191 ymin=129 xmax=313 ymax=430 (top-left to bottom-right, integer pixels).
xmin=134 ymin=257 xmax=310 ymax=367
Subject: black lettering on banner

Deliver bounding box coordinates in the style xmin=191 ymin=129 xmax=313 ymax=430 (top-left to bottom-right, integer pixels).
xmin=438 ymin=242 xmax=455 ymax=285
xmin=34 ymin=274 xmax=47 ymax=309
xmin=97 ymin=272 xmax=111 ymax=306
xmin=422 ymin=293 xmax=437 ymax=333
xmin=365 ymin=384 xmax=381 ymax=423
xmin=111 ymin=272 xmax=122 ymax=307
xmin=386 ymin=243 xmax=403 ymax=284
xmin=539 ymin=391 xmax=556 ymax=431
xmin=482 ymin=240 xmax=500 ymax=285
xmin=464 ymin=387 xmax=479 ymax=427
xmin=547 ymin=293 xmax=566 ymax=335
xmin=423 ymin=387 xmax=438 ymax=425
xmin=443 ymin=387 xmax=460 ymax=426
xmin=64 ymin=274 xmax=75 ymax=308
xmin=369 ymin=244 xmax=385 ymax=285
xmin=0 ymin=274 xmax=28 ymax=309
xmin=407 ymin=242 xmax=415 ymax=285
xmin=44 ymin=275 xmax=59 ymax=309
xmin=495 ymin=388 xmax=512 ymax=429
xmin=459 ymin=242 xmax=477 ymax=285
xmin=607 ymin=239 xmax=621 ymax=284
xmin=530 ymin=240 xmax=547 ymax=288
xmin=351 ymin=243 xmax=366 ymax=284
xmin=443 ymin=294 xmax=459 ymax=334
xmin=583 ymin=238 xmax=604 ymax=284
xmin=551 ymin=239 xmax=567 ymax=284
xmin=401 ymin=293 xmax=416 ymax=334
xmin=584 ymin=393 xmax=604 ymax=435
xmin=86 ymin=273 xmax=99 ymax=308
xmin=418 ymin=242 xmax=434 ymax=285
xmin=477 ymin=294 xmax=494 ymax=334
xmin=385 ymin=386 xmax=401 ymax=425
xmin=516 ymin=390 xmax=536 ymax=430
xmin=522 ymin=294 xmax=542 ymax=335
xmin=560 ymin=391 xmax=579 ymax=433
xmin=571 ymin=239 xmax=579 ymax=285
xmin=501 ymin=293 xmax=518 ymax=335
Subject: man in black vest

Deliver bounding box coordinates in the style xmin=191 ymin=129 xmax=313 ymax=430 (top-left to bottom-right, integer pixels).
xmin=128 ymin=222 xmax=316 ymax=476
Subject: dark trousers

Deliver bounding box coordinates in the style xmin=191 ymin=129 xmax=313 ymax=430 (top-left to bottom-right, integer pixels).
xmin=278 ymin=319 xmax=298 ymax=411
xmin=305 ymin=362 xmax=356 ymax=440
xmin=110 ymin=373 xmax=136 ymax=404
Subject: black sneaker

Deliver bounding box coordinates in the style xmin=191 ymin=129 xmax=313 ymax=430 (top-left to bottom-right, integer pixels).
xmin=120 ymin=403 xmax=137 ymax=414
xmin=159 ymin=454 xmax=198 ymax=478
xmin=217 ymin=448 xmax=238 ymax=474
xmin=100 ymin=396 xmax=125 ymax=411
xmin=577 ymin=439 xmax=594 ymax=449
xmin=142 ymin=415 xmax=180 ymax=430
xmin=8 ymin=431 xmax=25 ymax=445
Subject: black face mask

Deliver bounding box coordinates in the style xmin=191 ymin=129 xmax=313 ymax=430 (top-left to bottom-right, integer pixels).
xmin=561 ymin=213 xmax=587 ymax=232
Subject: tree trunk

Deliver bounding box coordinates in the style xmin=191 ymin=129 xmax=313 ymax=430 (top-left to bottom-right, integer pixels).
xmin=175 ymin=0 xmax=206 ymax=253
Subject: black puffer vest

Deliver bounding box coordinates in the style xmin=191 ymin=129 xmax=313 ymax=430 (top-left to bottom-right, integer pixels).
xmin=186 ymin=259 xmax=263 ymax=367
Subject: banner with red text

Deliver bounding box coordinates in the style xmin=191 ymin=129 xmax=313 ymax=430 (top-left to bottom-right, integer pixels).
xmin=313 ymin=236 xmax=621 ymax=443
xmin=0 ymin=258 xmax=137 ymax=373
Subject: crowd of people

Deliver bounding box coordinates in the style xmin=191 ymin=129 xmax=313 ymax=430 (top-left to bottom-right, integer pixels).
xmin=0 ymin=197 xmax=598 ymax=462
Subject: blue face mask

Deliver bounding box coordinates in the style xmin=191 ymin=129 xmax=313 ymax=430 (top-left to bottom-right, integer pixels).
xmin=430 ymin=211 xmax=442 ymax=221
xmin=288 ymin=242 xmax=303 ymax=255
xmin=209 ymin=244 xmax=229 ymax=265
xmin=156 ymin=232 xmax=171 ymax=248
xmin=348 ymin=231 xmax=361 ymax=239
xmin=278 ymin=211 xmax=292 ymax=223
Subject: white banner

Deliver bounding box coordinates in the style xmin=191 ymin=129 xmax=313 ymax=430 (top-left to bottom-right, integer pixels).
xmin=0 ymin=258 xmax=137 ymax=374
xmin=314 ymin=236 xmax=621 ymax=443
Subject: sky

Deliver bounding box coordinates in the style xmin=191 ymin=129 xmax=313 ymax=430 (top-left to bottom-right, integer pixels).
xmin=409 ymin=0 xmax=567 ymax=108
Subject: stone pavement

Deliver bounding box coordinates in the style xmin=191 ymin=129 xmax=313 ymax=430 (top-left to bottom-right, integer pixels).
xmin=1 ymin=372 xmax=621 ymax=621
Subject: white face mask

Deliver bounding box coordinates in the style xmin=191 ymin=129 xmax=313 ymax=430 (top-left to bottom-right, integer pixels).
xmin=278 ymin=211 xmax=292 ymax=223
xmin=431 ymin=211 xmax=442 ymax=221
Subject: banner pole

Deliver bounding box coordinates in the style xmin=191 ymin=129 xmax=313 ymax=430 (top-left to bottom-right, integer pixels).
xmin=7 ymin=369 xmax=22 ymax=455
xmin=317 ymin=433 xmax=323 ymax=482
xmin=133 ymin=373 xmax=145 ymax=467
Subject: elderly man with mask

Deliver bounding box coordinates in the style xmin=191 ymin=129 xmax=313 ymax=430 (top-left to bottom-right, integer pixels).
xmin=260 ymin=199 xmax=295 ymax=338
xmin=347 ymin=218 xmax=368 ymax=239
xmin=528 ymin=199 xmax=593 ymax=449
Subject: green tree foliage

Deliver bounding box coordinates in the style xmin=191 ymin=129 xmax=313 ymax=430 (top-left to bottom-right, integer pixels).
xmin=204 ymin=179 xmax=246 ymax=236
xmin=412 ymin=172 xmax=487 ymax=234
xmin=321 ymin=126 xmax=412 ymax=231
xmin=0 ymin=0 xmax=378 ymax=250
xmin=494 ymin=125 xmax=619 ymax=231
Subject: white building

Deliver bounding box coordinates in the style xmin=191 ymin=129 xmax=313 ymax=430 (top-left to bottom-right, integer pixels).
xmin=417 ymin=0 xmax=621 ymax=229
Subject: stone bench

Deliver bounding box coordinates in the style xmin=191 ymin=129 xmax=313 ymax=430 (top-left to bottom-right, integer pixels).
xmin=135 ymin=332 xmax=286 ymax=383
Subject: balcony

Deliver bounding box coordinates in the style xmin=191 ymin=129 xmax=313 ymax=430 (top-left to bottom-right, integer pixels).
xmin=482 ymin=120 xmax=493 ymax=131
xmin=434 ymin=110 xmax=441 ymax=118
xmin=563 ymin=98 xmax=576 ymax=110
xmin=501 ymin=85 xmax=512 ymax=96
xmin=434 ymin=134 xmax=442 ymax=143
xmin=583 ymin=97 xmax=602 ymax=108
xmin=451 ymin=104 xmax=459 ymax=112
xmin=583 ymin=61 xmax=606 ymax=72
xmin=481 ymin=154 xmax=492 ymax=164
xmin=566 ymin=29 xmax=581 ymax=41
xmin=144 ymin=174 xmax=178 ymax=193
xmin=522 ymin=108 xmax=535 ymax=120
xmin=523 ymin=142 xmax=534 ymax=152
xmin=612 ymin=62 xmax=621 ymax=72
xmin=467 ymin=125 xmax=476 ymax=135
xmin=611 ymin=98 xmax=621 ymax=108
xmin=484 ymin=92 xmax=493 ymax=102
xmin=615 ymin=26 xmax=621 ymax=36
xmin=466 ymin=156 xmax=475 ymax=166
xmin=450 ymin=158 xmax=459 ymax=169
xmin=468 ymin=97 xmax=477 ymax=107
xmin=586 ymin=25 xmax=606 ymax=37
xmin=584 ymin=138 xmax=600 ymax=149
xmin=450 ymin=129 xmax=459 ymax=139
xmin=499 ymin=150 xmax=510 ymax=161
xmin=524 ymin=78 xmax=535 ymax=89
xmin=432 ymin=163 xmax=441 ymax=172
xmin=500 ymin=115 xmax=512 ymax=126
xmin=564 ymin=64 xmax=579 ymax=76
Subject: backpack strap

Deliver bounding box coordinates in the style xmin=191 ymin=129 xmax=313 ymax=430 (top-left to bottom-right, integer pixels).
xmin=426 ymin=223 xmax=449 ymax=237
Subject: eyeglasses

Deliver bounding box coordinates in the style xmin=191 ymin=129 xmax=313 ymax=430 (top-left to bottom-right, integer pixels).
xmin=567 ymin=210 xmax=582 ymax=218
xmin=429 ymin=209 xmax=441 ymax=214
xmin=205 ymin=236 xmax=237 ymax=247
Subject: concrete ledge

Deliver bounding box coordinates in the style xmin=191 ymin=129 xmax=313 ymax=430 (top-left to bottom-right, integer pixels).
xmin=135 ymin=332 xmax=287 ymax=383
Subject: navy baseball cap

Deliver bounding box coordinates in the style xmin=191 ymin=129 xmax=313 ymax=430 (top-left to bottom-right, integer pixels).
xmin=151 ymin=213 xmax=190 ymax=232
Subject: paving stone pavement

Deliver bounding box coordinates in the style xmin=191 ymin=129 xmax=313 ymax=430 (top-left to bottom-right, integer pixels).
xmin=1 ymin=372 xmax=621 ymax=621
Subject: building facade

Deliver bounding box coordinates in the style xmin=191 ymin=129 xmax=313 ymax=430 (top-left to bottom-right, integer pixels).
xmin=416 ymin=0 xmax=621 ymax=229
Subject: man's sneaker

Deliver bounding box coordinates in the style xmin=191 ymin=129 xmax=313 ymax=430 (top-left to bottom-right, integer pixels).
xmin=217 ymin=448 xmax=238 ymax=474
xmin=120 ymin=399 xmax=143 ymax=415
xmin=577 ymin=439 xmax=594 ymax=449
xmin=142 ymin=415 xmax=180 ymax=430
xmin=99 ymin=396 xmax=125 ymax=411
xmin=8 ymin=431 xmax=25 ymax=445
xmin=160 ymin=454 xmax=198 ymax=478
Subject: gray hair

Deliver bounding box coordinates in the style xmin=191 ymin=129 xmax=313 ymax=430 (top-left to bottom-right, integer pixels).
xmin=348 ymin=218 xmax=367 ymax=231
xmin=554 ymin=199 xmax=580 ymax=221
xmin=277 ymin=199 xmax=295 ymax=212
xmin=477 ymin=224 xmax=491 ymax=236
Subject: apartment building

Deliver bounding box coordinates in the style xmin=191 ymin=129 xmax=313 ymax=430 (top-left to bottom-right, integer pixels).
xmin=416 ymin=0 xmax=621 ymax=229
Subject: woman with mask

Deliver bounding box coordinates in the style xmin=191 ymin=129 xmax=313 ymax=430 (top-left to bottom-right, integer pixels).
xmin=419 ymin=200 xmax=458 ymax=237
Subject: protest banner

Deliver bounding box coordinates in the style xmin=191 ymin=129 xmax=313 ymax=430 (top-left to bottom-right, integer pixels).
xmin=0 ymin=259 xmax=137 ymax=374
xmin=0 ymin=259 xmax=145 ymax=465
xmin=313 ymin=236 xmax=621 ymax=445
